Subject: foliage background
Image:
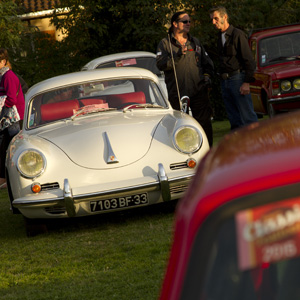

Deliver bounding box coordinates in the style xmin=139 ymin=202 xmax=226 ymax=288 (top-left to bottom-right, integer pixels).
xmin=4 ymin=0 xmax=300 ymax=119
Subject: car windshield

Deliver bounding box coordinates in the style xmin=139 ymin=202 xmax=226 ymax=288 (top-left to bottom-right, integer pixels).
xmin=95 ymin=56 xmax=162 ymax=76
xmin=259 ymin=31 xmax=300 ymax=66
xmin=201 ymin=199 xmax=300 ymax=300
xmin=27 ymin=78 xmax=167 ymax=128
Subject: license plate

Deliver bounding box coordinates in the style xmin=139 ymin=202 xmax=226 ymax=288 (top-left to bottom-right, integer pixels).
xmin=90 ymin=193 xmax=148 ymax=212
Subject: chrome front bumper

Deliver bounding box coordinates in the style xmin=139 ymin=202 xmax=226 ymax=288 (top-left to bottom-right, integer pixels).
xmin=269 ymin=94 xmax=300 ymax=104
xmin=12 ymin=163 xmax=193 ymax=217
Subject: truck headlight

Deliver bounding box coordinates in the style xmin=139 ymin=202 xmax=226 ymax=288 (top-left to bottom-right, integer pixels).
xmin=17 ymin=149 xmax=46 ymax=178
xmin=281 ymin=80 xmax=292 ymax=92
xmin=173 ymin=126 xmax=202 ymax=154
xmin=293 ymin=79 xmax=300 ymax=90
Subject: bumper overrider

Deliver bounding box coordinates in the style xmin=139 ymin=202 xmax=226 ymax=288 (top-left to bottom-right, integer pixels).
xmin=12 ymin=163 xmax=193 ymax=217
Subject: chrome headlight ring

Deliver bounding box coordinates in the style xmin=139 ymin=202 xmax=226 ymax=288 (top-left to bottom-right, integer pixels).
xmin=173 ymin=126 xmax=203 ymax=154
xmin=17 ymin=149 xmax=46 ymax=179
xmin=281 ymin=80 xmax=292 ymax=92
xmin=293 ymin=78 xmax=300 ymax=90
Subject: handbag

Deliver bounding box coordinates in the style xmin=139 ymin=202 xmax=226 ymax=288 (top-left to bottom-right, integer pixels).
xmin=0 ymin=95 xmax=20 ymax=131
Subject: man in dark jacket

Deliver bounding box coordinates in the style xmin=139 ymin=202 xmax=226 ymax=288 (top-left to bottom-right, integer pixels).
xmin=156 ymin=11 xmax=214 ymax=147
xmin=210 ymin=6 xmax=258 ymax=130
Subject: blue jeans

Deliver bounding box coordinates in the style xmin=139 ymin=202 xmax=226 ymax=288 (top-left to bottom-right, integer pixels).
xmin=221 ymin=72 xmax=257 ymax=130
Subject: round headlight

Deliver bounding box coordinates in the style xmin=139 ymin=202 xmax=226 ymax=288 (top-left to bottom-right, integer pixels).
xmin=281 ymin=80 xmax=292 ymax=92
xmin=173 ymin=126 xmax=202 ymax=154
xmin=293 ymin=79 xmax=300 ymax=90
xmin=17 ymin=149 xmax=46 ymax=178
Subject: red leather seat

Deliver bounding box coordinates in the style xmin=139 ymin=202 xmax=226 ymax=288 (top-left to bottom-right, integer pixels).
xmin=80 ymin=98 xmax=106 ymax=106
xmin=108 ymin=92 xmax=146 ymax=108
xmin=41 ymin=99 xmax=80 ymax=122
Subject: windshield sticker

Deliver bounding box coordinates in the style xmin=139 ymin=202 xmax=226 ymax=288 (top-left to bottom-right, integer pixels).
xmin=115 ymin=59 xmax=137 ymax=67
xmin=235 ymin=197 xmax=300 ymax=271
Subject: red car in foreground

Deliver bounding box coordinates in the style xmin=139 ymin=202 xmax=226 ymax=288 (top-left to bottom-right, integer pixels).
xmin=160 ymin=112 xmax=300 ymax=300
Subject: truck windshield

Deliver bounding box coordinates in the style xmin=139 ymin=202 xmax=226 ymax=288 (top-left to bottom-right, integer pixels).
xmin=259 ymin=31 xmax=300 ymax=66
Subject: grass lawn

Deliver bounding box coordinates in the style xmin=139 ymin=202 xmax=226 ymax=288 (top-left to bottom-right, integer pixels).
xmin=212 ymin=118 xmax=231 ymax=146
xmin=0 ymin=197 xmax=177 ymax=299
xmin=0 ymin=119 xmax=232 ymax=300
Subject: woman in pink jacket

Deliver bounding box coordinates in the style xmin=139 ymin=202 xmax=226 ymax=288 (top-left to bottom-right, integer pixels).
xmin=0 ymin=48 xmax=25 ymax=188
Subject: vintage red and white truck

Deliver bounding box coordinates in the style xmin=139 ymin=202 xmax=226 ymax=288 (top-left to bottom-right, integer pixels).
xmin=249 ymin=24 xmax=300 ymax=117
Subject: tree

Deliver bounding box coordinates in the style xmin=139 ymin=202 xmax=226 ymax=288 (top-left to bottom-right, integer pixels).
xmin=12 ymin=0 xmax=300 ymax=119
xmin=49 ymin=0 xmax=185 ymax=70
xmin=0 ymin=0 xmax=26 ymax=50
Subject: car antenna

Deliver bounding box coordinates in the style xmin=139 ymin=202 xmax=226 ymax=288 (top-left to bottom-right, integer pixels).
xmin=168 ymin=34 xmax=181 ymax=109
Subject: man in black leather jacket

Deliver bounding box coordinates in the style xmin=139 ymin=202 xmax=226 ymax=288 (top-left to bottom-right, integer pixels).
xmin=210 ymin=6 xmax=258 ymax=130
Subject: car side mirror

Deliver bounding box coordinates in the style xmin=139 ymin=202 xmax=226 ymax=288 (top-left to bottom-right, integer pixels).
xmin=180 ymin=96 xmax=190 ymax=114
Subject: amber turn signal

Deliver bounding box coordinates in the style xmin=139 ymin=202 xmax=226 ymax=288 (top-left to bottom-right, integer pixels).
xmin=186 ymin=158 xmax=197 ymax=169
xmin=31 ymin=183 xmax=41 ymax=193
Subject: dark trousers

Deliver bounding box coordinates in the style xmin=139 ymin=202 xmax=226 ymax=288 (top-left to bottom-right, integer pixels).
xmin=221 ymin=72 xmax=258 ymax=130
xmin=169 ymin=85 xmax=213 ymax=147
xmin=189 ymin=86 xmax=213 ymax=147
xmin=0 ymin=121 xmax=20 ymax=178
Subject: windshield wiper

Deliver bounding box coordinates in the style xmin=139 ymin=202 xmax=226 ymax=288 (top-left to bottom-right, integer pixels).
xmin=268 ymin=55 xmax=300 ymax=62
xmin=123 ymin=103 xmax=165 ymax=112
xmin=71 ymin=106 xmax=116 ymax=120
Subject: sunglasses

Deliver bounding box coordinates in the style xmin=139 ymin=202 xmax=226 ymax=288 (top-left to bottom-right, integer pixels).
xmin=179 ymin=20 xmax=191 ymax=24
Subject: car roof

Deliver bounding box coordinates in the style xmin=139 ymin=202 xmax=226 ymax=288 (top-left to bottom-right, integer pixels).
xmin=250 ymin=23 xmax=300 ymax=40
xmin=26 ymin=67 xmax=159 ymax=100
xmin=81 ymin=51 xmax=156 ymax=71
xmin=160 ymin=111 xmax=300 ymax=299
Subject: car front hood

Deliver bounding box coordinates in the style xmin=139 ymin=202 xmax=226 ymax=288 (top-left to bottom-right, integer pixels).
xmin=265 ymin=61 xmax=300 ymax=79
xmin=37 ymin=113 xmax=167 ymax=169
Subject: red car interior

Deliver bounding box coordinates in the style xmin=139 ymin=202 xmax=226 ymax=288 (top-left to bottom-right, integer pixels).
xmin=79 ymin=98 xmax=106 ymax=106
xmin=40 ymin=92 xmax=146 ymax=122
xmin=107 ymin=91 xmax=146 ymax=107
xmin=40 ymin=99 xmax=80 ymax=122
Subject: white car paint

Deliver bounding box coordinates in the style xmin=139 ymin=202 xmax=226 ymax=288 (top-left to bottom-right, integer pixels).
xmin=6 ymin=68 xmax=209 ymax=220
xmin=81 ymin=51 xmax=168 ymax=98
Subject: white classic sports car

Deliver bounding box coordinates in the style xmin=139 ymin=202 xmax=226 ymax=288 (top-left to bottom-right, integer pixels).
xmin=81 ymin=51 xmax=168 ymax=97
xmin=6 ymin=68 xmax=209 ymax=220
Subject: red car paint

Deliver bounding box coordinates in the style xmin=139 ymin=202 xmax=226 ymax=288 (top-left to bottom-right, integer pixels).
xmin=160 ymin=111 xmax=300 ymax=300
xmin=249 ymin=24 xmax=300 ymax=117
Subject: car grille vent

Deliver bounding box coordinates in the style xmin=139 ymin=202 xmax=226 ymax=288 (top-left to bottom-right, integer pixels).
xmin=41 ymin=182 xmax=60 ymax=191
xmin=170 ymin=184 xmax=189 ymax=194
xmin=170 ymin=162 xmax=188 ymax=170
xmin=45 ymin=206 xmax=66 ymax=215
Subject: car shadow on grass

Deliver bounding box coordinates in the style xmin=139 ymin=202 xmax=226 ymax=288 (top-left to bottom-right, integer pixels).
xmin=24 ymin=200 xmax=179 ymax=237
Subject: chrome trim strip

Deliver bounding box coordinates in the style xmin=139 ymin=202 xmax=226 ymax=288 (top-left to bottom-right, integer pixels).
xmin=104 ymin=131 xmax=119 ymax=164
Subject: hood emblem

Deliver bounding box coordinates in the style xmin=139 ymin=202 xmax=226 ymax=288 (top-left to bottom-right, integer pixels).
xmin=104 ymin=132 xmax=119 ymax=164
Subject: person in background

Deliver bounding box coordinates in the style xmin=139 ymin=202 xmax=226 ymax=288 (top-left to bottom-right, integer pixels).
xmin=210 ymin=6 xmax=258 ymax=130
xmin=4 ymin=54 xmax=29 ymax=95
xmin=156 ymin=11 xmax=214 ymax=147
xmin=0 ymin=48 xmax=25 ymax=189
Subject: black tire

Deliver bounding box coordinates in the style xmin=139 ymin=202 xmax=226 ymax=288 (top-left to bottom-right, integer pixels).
xmin=24 ymin=217 xmax=48 ymax=237
xmin=267 ymin=102 xmax=276 ymax=118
